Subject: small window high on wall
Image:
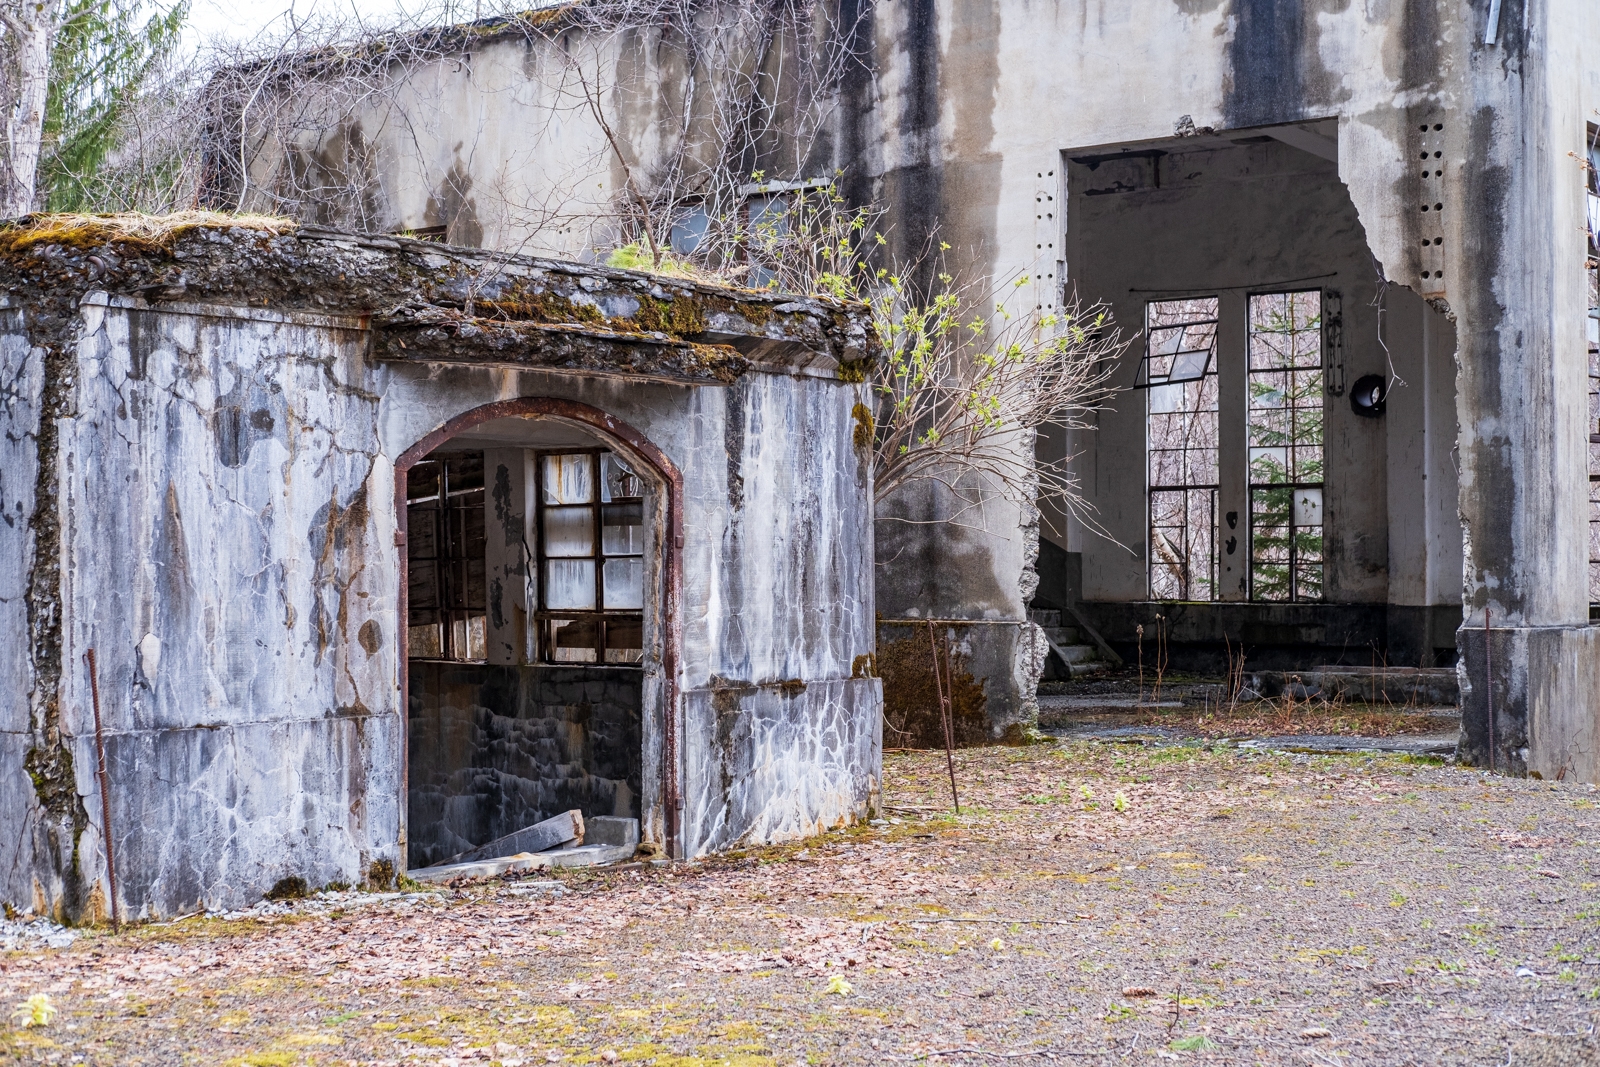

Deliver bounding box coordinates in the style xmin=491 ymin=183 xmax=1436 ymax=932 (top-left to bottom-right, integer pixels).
xmin=536 ymin=450 xmax=646 ymax=664
xmin=1248 ymin=291 xmax=1325 ymax=602
xmin=1144 ymin=298 xmax=1220 ymax=600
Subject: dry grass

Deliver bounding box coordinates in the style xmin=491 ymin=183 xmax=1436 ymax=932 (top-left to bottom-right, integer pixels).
xmin=1128 ymin=697 xmax=1457 ymax=738
xmin=0 ymin=211 xmax=295 ymax=254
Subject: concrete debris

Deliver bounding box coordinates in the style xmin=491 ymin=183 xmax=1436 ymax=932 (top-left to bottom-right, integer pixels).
xmin=0 ymin=915 xmax=77 ymax=951
xmin=422 ymin=816 xmax=642 ymax=883
xmin=450 ymin=810 xmax=586 ymax=865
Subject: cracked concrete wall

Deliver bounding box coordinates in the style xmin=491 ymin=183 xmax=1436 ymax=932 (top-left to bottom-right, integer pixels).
xmin=375 ymin=363 xmax=881 ymax=858
xmin=0 ymin=318 xmax=52 ymax=915
xmin=54 ymin=296 xmax=399 ymax=920
xmin=1 ymin=265 xmax=878 ymax=917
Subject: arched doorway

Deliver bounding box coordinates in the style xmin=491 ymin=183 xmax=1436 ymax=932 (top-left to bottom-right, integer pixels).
xmin=394 ymin=399 xmax=682 ymax=866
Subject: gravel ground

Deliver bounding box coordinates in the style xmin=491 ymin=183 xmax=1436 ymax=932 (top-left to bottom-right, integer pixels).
xmin=3 ymin=741 xmax=1599 ymax=1066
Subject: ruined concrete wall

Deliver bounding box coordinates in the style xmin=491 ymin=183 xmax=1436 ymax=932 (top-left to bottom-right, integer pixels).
xmin=55 ymin=296 xmax=400 ymax=919
xmin=0 ymin=316 xmax=56 ymax=915
xmin=0 ymin=222 xmax=880 ymax=916
xmin=1065 ymin=136 xmax=1461 ymax=666
xmin=376 ymin=364 xmax=881 ymax=857
xmin=407 ymin=663 xmax=642 ymax=869
xmin=1450 ymin=0 xmax=1599 ymax=780
xmin=7 ymin=330 xmax=878 ymax=915
xmin=231 ymin=13 xmax=839 ymax=258
xmin=852 ymin=0 xmax=1482 ymax=713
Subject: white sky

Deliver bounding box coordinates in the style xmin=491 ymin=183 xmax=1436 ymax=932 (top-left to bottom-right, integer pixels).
xmin=183 ymin=0 xmax=439 ymax=49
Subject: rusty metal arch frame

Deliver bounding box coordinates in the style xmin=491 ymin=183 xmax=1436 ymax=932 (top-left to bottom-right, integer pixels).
xmin=394 ymin=397 xmax=684 ymax=859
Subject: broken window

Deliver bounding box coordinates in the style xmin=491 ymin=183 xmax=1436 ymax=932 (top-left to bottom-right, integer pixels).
xmin=535 ymin=450 xmax=646 ymax=664
xmin=1145 ymin=297 xmax=1220 ymax=600
xmin=670 ymin=202 xmax=709 ymax=255
xmin=1248 ymin=291 xmax=1325 ymax=601
xmin=407 ymin=452 xmax=488 ymax=660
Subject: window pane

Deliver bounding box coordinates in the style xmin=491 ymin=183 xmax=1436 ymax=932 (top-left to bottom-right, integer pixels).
xmin=1149 ymin=488 xmax=1216 ymax=601
xmin=603 ymin=558 xmax=644 ymax=609
xmin=407 ymin=461 xmax=440 ymax=501
xmin=546 ymin=559 xmax=596 ymax=609
xmin=408 ymin=622 xmax=443 ymax=658
xmin=546 ymin=617 xmax=598 ymax=663
xmin=543 ymin=506 xmax=594 ymax=557
xmin=1292 ymin=487 xmax=1324 ymax=528
xmin=450 ymin=614 xmax=487 ymax=662
xmin=671 ymin=206 xmax=709 ymax=255
xmin=601 ymin=451 xmax=643 ymax=502
xmin=604 ymin=616 xmax=644 ymax=664
xmin=542 ymin=454 xmax=594 ymax=504
xmin=601 ymin=502 xmax=644 ymax=555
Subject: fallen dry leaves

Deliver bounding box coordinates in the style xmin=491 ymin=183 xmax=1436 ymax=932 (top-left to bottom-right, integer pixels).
xmin=2 ymin=740 xmax=1599 ymax=1066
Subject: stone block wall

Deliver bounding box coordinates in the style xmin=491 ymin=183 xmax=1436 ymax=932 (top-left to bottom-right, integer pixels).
xmin=406 ymin=662 xmax=642 ymax=868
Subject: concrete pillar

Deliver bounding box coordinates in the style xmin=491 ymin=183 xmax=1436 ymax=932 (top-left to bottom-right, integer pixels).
xmin=1215 ymin=290 xmax=1249 ymax=602
xmin=1384 ymin=289 xmax=1461 ymax=667
xmin=1454 ymin=0 xmax=1597 ymax=780
xmin=484 ymin=448 xmax=530 ymax=665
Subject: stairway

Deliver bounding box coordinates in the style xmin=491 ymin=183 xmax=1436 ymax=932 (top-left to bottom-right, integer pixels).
xmin=1032 ymin=609 xmax=1109 ymax=680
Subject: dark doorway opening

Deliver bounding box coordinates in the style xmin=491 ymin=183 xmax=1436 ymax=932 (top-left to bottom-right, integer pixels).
xmin=400 ymin=415 xmax=658 ymax=870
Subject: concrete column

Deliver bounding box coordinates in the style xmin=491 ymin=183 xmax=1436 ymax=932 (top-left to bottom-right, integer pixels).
xmin=1216 ymin=290 xmax=1249 ymax=601
xmin=1384 ymin=292 xmax=1463 ymax=667
xmin=1454 ymin=0 xmax=1597 ymax=779
xmin=484 ymin=448 xmax=529 ymax=665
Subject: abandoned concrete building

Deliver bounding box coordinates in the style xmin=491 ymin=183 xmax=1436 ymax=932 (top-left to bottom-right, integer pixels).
xmin=211 ymin=1 xmax=1600 ymax=781
xmin=7 ymin=0 xmax=1600 ymax=920
xmin=0 ymin=219 xmax=881 ymax=919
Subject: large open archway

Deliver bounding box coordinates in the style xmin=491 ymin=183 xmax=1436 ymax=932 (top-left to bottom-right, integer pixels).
xmin=394 ymin=398 xmax=683 ymax=865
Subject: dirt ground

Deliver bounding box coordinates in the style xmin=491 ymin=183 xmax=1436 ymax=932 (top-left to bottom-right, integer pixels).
xmin=4 ymin=740 xmax=1600 ymax=1066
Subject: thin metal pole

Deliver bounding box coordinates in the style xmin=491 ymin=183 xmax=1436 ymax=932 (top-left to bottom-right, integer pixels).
xmin=1484 ymin=608 xmax=1495 ymax=774
xmin=929 ymin=620 xmax=960 ymax=815
xmin=85 ymin=649 xmax=120 ymax=929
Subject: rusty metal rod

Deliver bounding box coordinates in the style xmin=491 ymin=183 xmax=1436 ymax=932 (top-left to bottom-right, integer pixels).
xmin=1484 ymin=608 xmax=1495 ymax=774
xmin=928 ymin=620 xmax=960 ymax=815
xmin=85 ymin=649 xmax=120 ymax=929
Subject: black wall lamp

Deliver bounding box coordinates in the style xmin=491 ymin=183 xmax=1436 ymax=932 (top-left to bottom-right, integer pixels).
xmin=1350 ymin=374 xmax=1387 ymax=418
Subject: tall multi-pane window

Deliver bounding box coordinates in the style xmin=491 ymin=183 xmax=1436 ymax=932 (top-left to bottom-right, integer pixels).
xmin=535 ymin=450 xmax=646 ymax=664
xmin=1144 ymin=298 xmax=1220 ymax=600
xmin=1585 ymin=133 xmax=1600 ymax=606
xmin=1247 ymin=291 xmax=1325 ymax=601
xmin=407 ymin=453 xmax=488 ymax=660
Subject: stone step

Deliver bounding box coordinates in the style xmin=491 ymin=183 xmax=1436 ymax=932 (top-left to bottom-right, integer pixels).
xmin=1053 ymin=643 xmax=1101 ymax=665
xmin=1030 ymin=609 xmax=1062 ymax=628
xmin=1043 ymin=626 xmax=1083 ymax=647
xmin=1069 ymin=661 xmax=1109 ymax=678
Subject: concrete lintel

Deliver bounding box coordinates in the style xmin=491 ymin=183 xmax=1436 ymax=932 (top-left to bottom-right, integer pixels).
xmin=82 ymin=291 xmax=371 ymax=332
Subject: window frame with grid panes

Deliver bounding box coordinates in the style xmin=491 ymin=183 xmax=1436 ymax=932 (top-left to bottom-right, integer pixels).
xmin=1246 ymin=290 xmax=1326 ymax=602
xmin=405 ymin=452 xmax=489 ymax=661
xmin=1138 ymin=289 xmax=1328 ymax=604
xmin=1142 ymin=297 xmax=1221 ymax=601
xmin=1586 ymin=129 xmax=1600 ymax=608
xmin=534 ymin=449 xmax=647 ymax=665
